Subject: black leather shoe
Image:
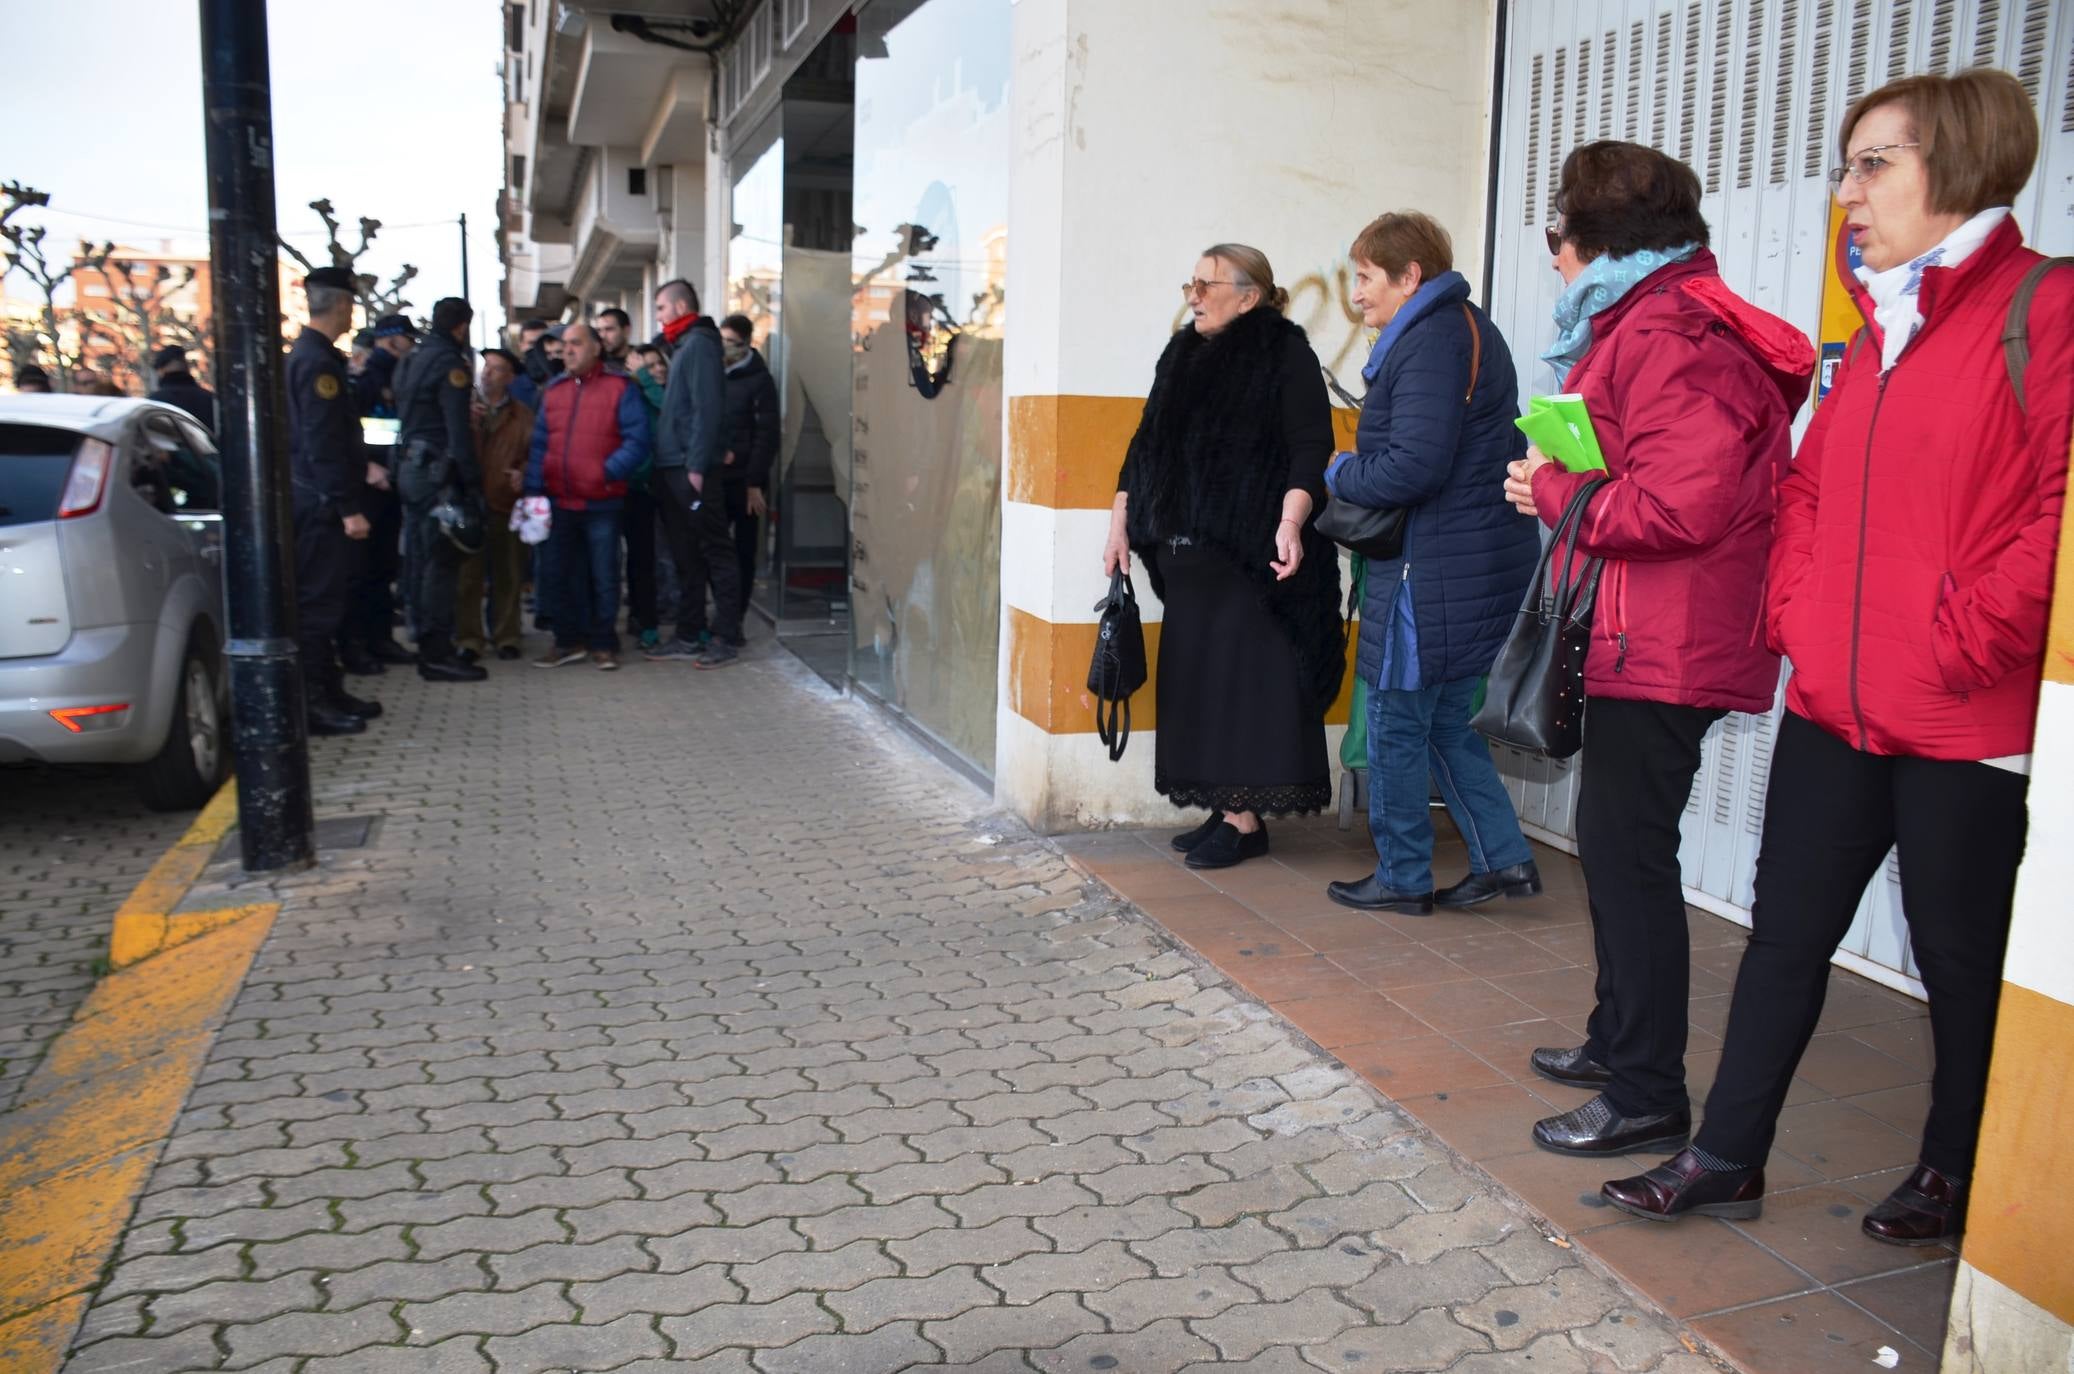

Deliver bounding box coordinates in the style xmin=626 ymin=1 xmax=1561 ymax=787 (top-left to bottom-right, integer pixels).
xmin=306 ymin=699 xmax=367 ymax=736
xmin=417 ymin=656 xmax=489 ymax=682
xmin=1326 ymin=875 xmax=1435 ymax=915
xmin=1862 ymin=1163 xmax=1965 ymax=1246
xmin=455 ymin=647 xmax=482 ymax=666
xmin=1435 ymin=860 xmax=1543 ymax=908
xmin=1184 ymin=822 xmax=1268 ymax=870
xmin=1532 ymin=1094 xmax=1690 ymax=1157
xmin=1602 ymin=1148 xmax=1765 ymax=1222
xmin=329 ymin=691 xmax=383 ymax=720
xmin=369 ymin=638 xmax=416 ymax=664
xmin=1171 ymin=812 xmax=1223 ymax=853
xmin=339 ymin=648 xmax=385 ymax=677
xmin=496 ymin=646 xmax=522 ymax=661
xmin=1530 ymin=1044 xmax=1611 ymax=1087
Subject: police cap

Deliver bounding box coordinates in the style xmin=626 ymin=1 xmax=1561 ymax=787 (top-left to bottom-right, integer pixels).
xmin=372 ymin=313 xmax=418 ymax=339
xmin=305 ymin=266 xmax=356 ymax=292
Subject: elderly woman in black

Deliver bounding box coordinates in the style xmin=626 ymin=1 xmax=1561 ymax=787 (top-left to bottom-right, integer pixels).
xmin=1101 ymin=244 xmax=1344 ymax=869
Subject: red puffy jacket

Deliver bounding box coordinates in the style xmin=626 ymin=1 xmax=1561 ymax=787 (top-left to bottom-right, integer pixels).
xmin=1767 ymin=216 xmax=2074 ymax=761
xmin=1529 ymin=252 xmax=1816 ymax=713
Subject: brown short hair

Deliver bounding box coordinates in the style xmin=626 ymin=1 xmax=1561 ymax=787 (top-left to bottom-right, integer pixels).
xmin=1202 ymin=243 xmax=1289 ymax=314
xmin=1350 ymin=212 xmax=1454 ymax=281
xmin=1555 ymin=141 xmax=1710 ymax=262
xmin=1839 ymin=68 xmax=2038 ymax=218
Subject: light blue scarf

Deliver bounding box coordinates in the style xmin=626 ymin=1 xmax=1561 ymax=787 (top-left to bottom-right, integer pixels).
xmin=1539 ymin=243 xmax=1701 ymax=385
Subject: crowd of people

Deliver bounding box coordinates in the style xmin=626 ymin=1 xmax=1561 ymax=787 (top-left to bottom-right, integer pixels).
xmin=278 ymin=273 xmax=780 ymax=735
xmin=1111 ymin=67 xmax=2069 ymax=1247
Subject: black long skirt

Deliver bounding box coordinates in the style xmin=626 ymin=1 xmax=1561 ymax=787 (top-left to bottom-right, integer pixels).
xmin=1152 ymin=542 xmax=1331 ymax=817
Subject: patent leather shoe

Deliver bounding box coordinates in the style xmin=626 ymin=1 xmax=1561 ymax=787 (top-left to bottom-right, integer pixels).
xmin=1435 ymin=860 xmax=1543 ymax=907
xmin=369 ymin=638 xmax=417 ymax=664
xmin=1325 ymin=875 xmax=1434 ymax=915
xmin=1184 ymin=822 xmax=1268 ymax=870
xmin=1529 ymin=1044 xmax=1611 ymax=1087
xmin=1602 ymin=1147 xmax=1765 ymax=1222
xmin=417 ymin=656 xmax=489 ymax=683
xmin=305 ymin=699 xmax=368 ymax=736
xmin=1532 ymin=1093 xmax=1690 ymax=1156
xmin=1862 ymin=1163 xmax=1965 ymax=1246
xmin=1171 ymin=812 xmax=1223 ymax=853
xmin=329 ymin=690 xmax=383 ymax=720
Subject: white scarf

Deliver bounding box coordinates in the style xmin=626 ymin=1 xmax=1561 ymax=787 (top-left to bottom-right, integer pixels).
xmin=1854 ymin=206 xmax=2009 ymax=372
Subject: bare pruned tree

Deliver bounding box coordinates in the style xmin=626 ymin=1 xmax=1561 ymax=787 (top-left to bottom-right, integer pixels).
xmin=278 ymin=197 xmax=418 ymax=323
xmin=93 ymin=257 xmax=205 ymax=391
xmin=1 ymin=182 xmax=112 ymax=392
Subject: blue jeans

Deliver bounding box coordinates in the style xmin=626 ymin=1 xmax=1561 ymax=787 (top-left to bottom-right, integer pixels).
xmin=1367 ymin=675 xmax=1533 ymax=892
xmin=547 ymin=505 xmax=624 ymax=652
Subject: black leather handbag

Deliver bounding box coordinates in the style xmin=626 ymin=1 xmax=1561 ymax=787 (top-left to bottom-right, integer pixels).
xmin=1088 ymin=570 xmax=1149 ymax=762
xmin=1471 ymin=477 xmax=1609 ymax=759
xmin=1314 ymin=304 xmax=1483 ymax=562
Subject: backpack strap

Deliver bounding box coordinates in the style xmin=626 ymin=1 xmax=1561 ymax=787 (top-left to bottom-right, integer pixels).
xmin=1845 ymin=326 xmax=1870 ymax=369
xmin=1460 ymin=304 xmax=1482 ymax=403
xmin=2003 ymin=257 xmax=2074 ymax=414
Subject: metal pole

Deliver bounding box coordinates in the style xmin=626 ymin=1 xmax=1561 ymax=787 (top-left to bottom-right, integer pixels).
xmin=199 ymin=0 xmax=315 ymax=872
xmin=458 ymin=212 xmax=471 ymax=342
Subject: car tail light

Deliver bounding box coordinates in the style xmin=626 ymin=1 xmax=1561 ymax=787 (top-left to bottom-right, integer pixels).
xmin=50 ymin=703 xmax=130 ymax=732
xmin=57 ymin=438 xmax=115 ymax=519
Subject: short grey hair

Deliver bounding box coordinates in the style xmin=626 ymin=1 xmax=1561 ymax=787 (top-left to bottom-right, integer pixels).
xmin=307 ymin=284 xmax=352 ymax=316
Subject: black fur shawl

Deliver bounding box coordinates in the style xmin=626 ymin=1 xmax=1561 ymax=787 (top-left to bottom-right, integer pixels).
xmin=1119 ymin=308 xmax=1345 ymax=713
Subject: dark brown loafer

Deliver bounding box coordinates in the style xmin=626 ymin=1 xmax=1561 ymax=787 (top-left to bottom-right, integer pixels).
xmin=1602 ymin=1148 xmax=1765 ymax=1222
xmin=1530 ymin=1044 xmax=1611 ymax=1087
xmin=1862 ymin=1163 xmax=1965 ymax=1246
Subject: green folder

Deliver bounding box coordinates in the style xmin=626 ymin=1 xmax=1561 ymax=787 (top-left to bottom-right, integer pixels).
xmin=1514 ymin=394 xmax=1607 ymax=472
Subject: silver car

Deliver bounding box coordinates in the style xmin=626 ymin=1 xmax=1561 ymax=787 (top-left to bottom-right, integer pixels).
xmin=1 ymin=396 xmax=229 ymax=809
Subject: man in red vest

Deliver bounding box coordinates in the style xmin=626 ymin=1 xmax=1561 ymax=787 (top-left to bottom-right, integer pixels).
xmin=522 ymin=323 xmax=651 ymax=671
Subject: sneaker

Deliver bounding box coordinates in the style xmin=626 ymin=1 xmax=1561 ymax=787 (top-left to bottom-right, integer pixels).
xmin=694 ymin=641 xmax=740 ymax=670
xmin=643 ymin=637 xmax=701 ymax=662
xmin=534 ymin=646 xmax=586 ymax=669
xmin=638 ymin=628 xmax=661 ymax=649
xmin=591 ymin=650 xmax=620 ymax=671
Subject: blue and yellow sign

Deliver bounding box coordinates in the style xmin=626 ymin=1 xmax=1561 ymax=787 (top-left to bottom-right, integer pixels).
xmin=1815 ymin=200 xmax=1866 ymax=406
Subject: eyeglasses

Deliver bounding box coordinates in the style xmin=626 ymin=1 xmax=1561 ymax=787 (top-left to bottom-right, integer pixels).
xmin=1827 ymin=143 xmax=1920 ymax=189
xmin=1543 ymin=222 xmax=1565 ymax=256
xmin=1180 ymin=278 xmax=1241 ymax=299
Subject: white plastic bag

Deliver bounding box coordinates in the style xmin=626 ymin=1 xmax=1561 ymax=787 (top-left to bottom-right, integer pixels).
xmin=511 ymin=495 xmax=552 ymax=546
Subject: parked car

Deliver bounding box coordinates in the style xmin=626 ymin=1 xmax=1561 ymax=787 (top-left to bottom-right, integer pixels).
xmin=1 ymin=396 xmax=229 ymax=809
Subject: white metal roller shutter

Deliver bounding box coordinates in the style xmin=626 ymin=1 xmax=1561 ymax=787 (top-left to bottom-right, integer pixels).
xmin=1489 ymin=0 xmax=2074 ymax=997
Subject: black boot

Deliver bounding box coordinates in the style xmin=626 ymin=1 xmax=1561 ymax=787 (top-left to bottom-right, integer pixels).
xmin=329 ymin=687 xmax=383 ymax=720
xmin=305 ymin=691 xmax=367 ymax=736
xmin=416 ymin=632 xmax=488 ymax=683
xmin=369 ymin=637 xmax=416 ymax=664
xmin=339 ymin=645 xmax=385 ymax=677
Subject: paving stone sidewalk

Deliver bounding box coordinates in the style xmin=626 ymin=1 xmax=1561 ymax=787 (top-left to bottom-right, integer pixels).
xmin=54 ymin=643 xmax=1725 ymax=1373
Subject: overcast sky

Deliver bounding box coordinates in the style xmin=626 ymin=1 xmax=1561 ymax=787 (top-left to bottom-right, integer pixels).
xmin=2 ymin=0 xmax=506 ymax=336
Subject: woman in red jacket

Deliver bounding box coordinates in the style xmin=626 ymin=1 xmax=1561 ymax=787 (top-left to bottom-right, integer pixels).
xmin=1603 ymin=69 xmax=2072 ymax=1244
xmin=1502 ymin=142 xmax=1813 ymax=1159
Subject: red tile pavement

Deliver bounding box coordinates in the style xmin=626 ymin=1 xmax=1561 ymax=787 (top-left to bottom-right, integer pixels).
xmin=1058 ymin=812 xmax=1951 ymax=1374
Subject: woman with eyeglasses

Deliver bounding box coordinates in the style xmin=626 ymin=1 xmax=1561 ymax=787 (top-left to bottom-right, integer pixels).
xmin=1103 ymin=244 xmax=1342 ymax=869
xmin=1500 ymin=141 xmax=1814 ymax=1159
xmin=1603 ymin=69 xmax=2071 ymax=1243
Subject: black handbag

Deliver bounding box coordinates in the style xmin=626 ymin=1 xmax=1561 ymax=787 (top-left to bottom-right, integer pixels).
xmin=1088 ymin=569 xmax=1149 ymax=762
xmin=1471 ymin=477 xmax=1609 ymax=759
xmin=1314 ymin=304 xmax=1483 ymax=562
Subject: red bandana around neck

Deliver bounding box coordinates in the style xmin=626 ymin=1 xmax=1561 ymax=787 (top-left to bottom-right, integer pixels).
xmin=661 ymin=312 xmax=699 ymax=344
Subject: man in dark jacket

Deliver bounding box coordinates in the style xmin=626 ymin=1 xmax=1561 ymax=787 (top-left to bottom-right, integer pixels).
xmin=524 ymin=323 xmax=650 ymax=670
xmin=342 ymin=317 xmax=414 ymax=674
xmin=285 ymin=267 xmax=382 ymax=735
xmin=646 ymin=278 xmax=740 ymax=668
xmin=148 ymin=346 xmax=216 ymax=431
xmin=718 ymin=314 xmax=778 ymax=602
xmin=393 ymin=297 xmax=487 ymax=682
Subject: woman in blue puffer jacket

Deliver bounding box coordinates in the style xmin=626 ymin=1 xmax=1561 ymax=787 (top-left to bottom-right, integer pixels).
xmin=1324 ymin=212 xmax=1541 ymax=916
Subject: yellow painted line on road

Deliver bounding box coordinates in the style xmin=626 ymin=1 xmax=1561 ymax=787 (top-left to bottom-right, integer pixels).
xmin=0 ymin=783 xmax=278 ymax=1373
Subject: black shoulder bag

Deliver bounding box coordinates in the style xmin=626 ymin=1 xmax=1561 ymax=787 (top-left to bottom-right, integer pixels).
xmin=1088 ymin=569 xmax=1148 ymax=761
xmin=1471 ymin=477 xmax=1609 ymax=759
xmin=1313 ymin=304 xmax=1482 ymax=561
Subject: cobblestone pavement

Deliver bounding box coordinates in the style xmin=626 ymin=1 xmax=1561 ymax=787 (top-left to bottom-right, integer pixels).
xmin=0 ymin=766 xmax=191 ymax=1113
xmin=53 ymin=642 xmax=1724 ymax=1373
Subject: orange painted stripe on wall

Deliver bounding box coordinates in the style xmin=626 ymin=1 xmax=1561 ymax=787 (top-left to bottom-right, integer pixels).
xmin=1006 ymin=395 xmax=1363 ymax=511
xmin=1964 ymin=981 xmax=2074 ymax=1326
xmin=2046 ymin=433 xmax=2074 ymax=687
xmin=1005 ymin=606 xmax=1360 ymax=735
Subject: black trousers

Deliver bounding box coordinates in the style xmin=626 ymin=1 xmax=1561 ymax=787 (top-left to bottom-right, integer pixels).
xmin=1696 ymin=711 xmax=2028 ymax=1176
xmin=655 ymin=467 xmax=743 ymax=643
xmin=724 ymin=478 xmax=760 ymax=603
xmin=397 ymin=452 xmax=464 ymax=654
xmin=293 ymin=497 xmax=351 ymax=693
xmin=624 ymin=484 xmax=659 ymax=634
xmin=1577 ymin=697 xmax=1725 ymax=1117
xmin=339 ymin=484 xmax=401 ymax=650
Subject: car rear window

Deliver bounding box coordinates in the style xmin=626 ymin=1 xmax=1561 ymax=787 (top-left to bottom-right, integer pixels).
xmin=0 ymin=424 xmax=82 ymax=527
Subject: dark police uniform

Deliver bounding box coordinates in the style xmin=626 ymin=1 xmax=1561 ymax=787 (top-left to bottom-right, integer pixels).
xmin=285 ymin=322 xmax=367 ymax=710
xmin=392 ymin=329 xmax=479 ymax=665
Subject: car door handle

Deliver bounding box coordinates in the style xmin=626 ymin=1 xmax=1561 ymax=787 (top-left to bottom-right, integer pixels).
xmin=200 ymin=544 xmax=223 ymax=561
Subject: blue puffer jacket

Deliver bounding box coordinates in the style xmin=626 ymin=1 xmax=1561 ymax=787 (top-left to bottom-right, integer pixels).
xmin=1330 ymin=275 xmax=1539 ymax=688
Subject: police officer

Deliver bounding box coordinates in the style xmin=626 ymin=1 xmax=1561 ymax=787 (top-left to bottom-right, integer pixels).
xmin=286 ymin=267 xmax=384 ymax=734
xmin=392 ymin=296 xmax=488 ymax=681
